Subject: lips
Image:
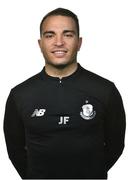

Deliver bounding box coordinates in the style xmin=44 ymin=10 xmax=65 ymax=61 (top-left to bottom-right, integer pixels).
xmin=51 ymin=50 xmax=68 ymax=58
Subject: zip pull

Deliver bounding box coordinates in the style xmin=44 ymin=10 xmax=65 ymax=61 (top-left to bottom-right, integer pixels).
xmin=59 ymin=78 xmax=62 ymax=84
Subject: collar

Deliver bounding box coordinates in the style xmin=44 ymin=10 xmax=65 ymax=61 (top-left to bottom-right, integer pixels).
xmin=40 ymin=63 xmax=83 ymax=82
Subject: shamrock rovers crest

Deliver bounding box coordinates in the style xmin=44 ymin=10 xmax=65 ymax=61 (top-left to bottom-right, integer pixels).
xmin=80 ymin=100 xmax=96 ymax=120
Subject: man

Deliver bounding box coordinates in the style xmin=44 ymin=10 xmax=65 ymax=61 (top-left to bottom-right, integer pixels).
xmin=4 ymin=8 xmax=126 ymax=179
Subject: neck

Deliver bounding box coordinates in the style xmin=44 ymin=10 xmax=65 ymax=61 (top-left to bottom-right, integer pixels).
xmin=45 ymin=62 xmax=78 ymax=79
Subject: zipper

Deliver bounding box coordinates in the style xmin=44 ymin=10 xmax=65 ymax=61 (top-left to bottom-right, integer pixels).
xmin=59 ymin=79 xmax=62 ymax=84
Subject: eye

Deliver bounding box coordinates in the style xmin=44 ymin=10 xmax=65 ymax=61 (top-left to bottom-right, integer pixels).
xmin=64 ymin=33 xmax=74 ymax=38
xmin=44 ymin=33 xmax=54 ymax=39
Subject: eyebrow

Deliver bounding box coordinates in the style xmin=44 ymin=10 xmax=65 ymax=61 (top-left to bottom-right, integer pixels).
xmin=63 ymin=30 xmax=76 ymax=34
xmin=42 ymin=30 xmax=76 ymax=36
xmin=42 ymin=31 xmax=55 ymax=36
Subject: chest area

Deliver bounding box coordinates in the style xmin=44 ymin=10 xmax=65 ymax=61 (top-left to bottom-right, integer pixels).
xmin=20 ymin=83 xmax=105 ymax=134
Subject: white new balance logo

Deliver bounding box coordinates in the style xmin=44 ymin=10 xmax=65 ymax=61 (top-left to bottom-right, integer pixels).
xmin=31 ymin=109 xmax=46 ymax=117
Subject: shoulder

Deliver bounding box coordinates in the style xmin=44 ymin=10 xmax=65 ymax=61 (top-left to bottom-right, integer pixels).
xmin=80 ymin=65 xmax=114 ymax=89
xmin=79 ymin=65 xmax=117 ymax=104
xmin=10 ymin=71 xmax=42 ymax=98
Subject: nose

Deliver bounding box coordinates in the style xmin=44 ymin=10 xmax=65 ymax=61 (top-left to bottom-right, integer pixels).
xmin=54 ymin=35 xmax=64 ymax=46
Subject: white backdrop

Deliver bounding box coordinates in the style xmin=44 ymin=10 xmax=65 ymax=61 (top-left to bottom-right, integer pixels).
xmin=0 ymin=0 xmax=127 ymax=179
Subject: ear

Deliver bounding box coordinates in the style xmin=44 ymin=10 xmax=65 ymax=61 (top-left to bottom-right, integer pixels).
xmin=38 ymin=39 xmax=41 ymax=49
xmin=77 ymin=37 xmax=82 ymax=51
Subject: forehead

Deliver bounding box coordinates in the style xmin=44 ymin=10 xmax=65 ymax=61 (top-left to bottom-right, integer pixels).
xmin=42 ymin=15 xmax=77 ymax=32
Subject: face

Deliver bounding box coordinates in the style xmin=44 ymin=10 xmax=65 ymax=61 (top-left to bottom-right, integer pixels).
xmin=38 ymin=15 xmax=82 ymax=68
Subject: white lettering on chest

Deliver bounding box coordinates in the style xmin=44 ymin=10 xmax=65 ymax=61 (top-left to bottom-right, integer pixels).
xmin=31 ymin=109 xmax=46 ymax=117
xmin=58 ymin=116 xmax=70 ymax=124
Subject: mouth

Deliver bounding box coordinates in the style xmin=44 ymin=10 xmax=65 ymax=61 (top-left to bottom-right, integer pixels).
xmin=51 ymin=50 xmax=68 ymax=58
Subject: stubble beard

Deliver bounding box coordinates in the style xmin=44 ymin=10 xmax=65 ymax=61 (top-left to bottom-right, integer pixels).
xmin=45 ymin=57 xmax=77 ymax=70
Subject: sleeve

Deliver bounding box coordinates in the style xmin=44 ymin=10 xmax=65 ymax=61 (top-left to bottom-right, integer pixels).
xmin=104 ymin=83 xmax=126 ymax=171
xmin=3 ymin=90 xmax=27 ymax=179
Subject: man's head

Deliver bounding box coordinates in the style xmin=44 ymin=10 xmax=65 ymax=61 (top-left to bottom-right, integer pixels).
xmin=38 ymin=8 xmax=82 ymax=69
xmin=40 ymin=8 xmax=80 ymax=37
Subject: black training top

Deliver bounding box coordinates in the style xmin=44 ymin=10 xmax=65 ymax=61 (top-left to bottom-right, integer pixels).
xmin=4 ymin=64 xmax=126 ymax=179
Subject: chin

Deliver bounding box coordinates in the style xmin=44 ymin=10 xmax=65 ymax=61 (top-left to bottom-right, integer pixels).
xmin=51 ymin=63 xmax=69 ymax=69
xmin=46 ymin=59 xmax=76 ymax=69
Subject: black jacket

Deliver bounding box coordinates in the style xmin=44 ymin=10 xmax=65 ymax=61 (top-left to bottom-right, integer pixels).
xmin=4 ymin=64 xmax=126 ymax=179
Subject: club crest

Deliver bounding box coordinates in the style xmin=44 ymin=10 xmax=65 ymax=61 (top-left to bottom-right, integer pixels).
xmin=80 ymin=101 xmax=96 ymax=120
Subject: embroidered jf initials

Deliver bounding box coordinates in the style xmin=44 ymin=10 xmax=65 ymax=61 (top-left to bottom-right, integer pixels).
xmin=58 ymin=116 xmax=70 ymax=125
xmin=31 ymin=109 xmax=46 ymax=117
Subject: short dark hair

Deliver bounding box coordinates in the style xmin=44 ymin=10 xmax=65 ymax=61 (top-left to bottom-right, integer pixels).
xmin=40 ymin=8 xmax=80 ymax=37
